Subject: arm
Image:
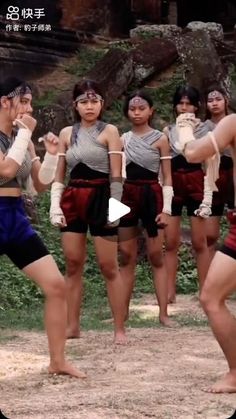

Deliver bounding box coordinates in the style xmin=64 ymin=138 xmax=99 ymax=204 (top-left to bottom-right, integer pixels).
xmin=0 ymin=115 xmax=36 ymax=179
xmin=156 ymin=134 xmax=173 ymax=220
xmin=185 ymin=114 xmax=236 ymax=163
xmin=50 ymin=126 xmax=71 ymax=227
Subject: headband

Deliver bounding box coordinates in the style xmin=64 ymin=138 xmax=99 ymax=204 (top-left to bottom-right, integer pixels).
xmin=129 ymin=96 xmax=149 ymax=107
xmin=207 ymin=90 xmax=224 ymax=100
xmin=6 ymin=85 xmax=32 ymax=99
xmin=75 ymin=91 xmax=103 ymax=103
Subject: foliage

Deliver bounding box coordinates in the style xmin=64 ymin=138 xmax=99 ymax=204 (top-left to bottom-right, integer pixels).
xmin=65 ymin=46 xmax=106 ymax=78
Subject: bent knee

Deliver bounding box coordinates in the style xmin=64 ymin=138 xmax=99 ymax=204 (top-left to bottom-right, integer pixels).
xmin=200 ymin=288 xmax=222 ymax=313
xmin=45 ymin=276 xmax=66 ymax=299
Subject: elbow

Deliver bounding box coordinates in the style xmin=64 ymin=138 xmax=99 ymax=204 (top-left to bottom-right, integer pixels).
xmin=184 ymin=149 xmax=198 ymax=163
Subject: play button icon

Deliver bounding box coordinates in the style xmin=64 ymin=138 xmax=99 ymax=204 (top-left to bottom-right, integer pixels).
xmin=108 ymin=198 xmax=130 ymax=223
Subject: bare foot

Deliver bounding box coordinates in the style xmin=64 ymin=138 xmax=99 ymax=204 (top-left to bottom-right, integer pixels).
xmin=204 ymin=372 xmax=236 ymax=393
xmin=159 ymin=316 xmax=177 ymax=327
xmin=114 ymin=330 xmax=127 ymax=345
xmin=48 ymin=361 xmax=87 ymax=379
xmin=66 ymin=328 xmax=80 ymax=339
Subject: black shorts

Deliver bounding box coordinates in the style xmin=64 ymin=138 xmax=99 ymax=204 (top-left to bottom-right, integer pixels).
xmin=2 ymin=233 xmax=49 ymax=270
xmin=61 ymin=217 xmax=117 ymax=237
xmin=171 ymin=198 xmax=202 ymax=217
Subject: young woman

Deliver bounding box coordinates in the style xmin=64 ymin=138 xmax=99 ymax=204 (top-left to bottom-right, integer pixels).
xmin=164 ymin=86 xmax=211 ymax=303
xmin=0 ymin=77 xmax=84 ymax=378
xmin=50 ymin=79 xmax=127 ymax=344
xmin=182 ymin=113 xmax=236 ymax=393
xmin=118 ymin=90 xmax=173 ymax=326
xmin=204 ymin=87 xmax=234 ymax=260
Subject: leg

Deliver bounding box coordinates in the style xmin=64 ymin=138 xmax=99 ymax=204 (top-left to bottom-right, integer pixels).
xmin=23 ymin=255 xmax=86 ymax=378
xmin=190 ymin=217 xmax=210 ymax=290
xmin=93 ymin=235 xmax=127 ymax=344
xmin=200 ymin=251 xmax=236 ymax=393
xmin=119 ymin=227 xmax=138 ymax=318
xmin=146 ymin=230 xmax=173 ymax=326
xmin=205 ymin=216 xmax=220 ymax=262
xmin=164 ymin=216 xmax=181 ymax=303
xmin=61 ymin=232 xmax=86 ymax=338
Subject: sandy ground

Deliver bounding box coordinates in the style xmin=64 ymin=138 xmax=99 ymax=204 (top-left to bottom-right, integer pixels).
xmin=1 ymin=295 xmax=236 ymax=419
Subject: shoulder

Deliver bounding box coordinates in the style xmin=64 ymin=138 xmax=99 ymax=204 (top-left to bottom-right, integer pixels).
xmin=59 ymin=126 xmax=73 ymax=139
xmin=104 ymin=123 xmax=119 ymax=136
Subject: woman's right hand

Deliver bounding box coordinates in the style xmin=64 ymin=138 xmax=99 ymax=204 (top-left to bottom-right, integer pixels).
xmin=50 ymin=207 xmax=67 ymax=227
xmin=14 ymin=114 xmax=37 ymax=132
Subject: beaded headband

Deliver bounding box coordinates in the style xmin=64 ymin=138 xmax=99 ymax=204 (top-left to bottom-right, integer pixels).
xmin=208 ymin=90 xmax=224 ymax=100
xmin=7 ymin=85 xmax=32 ymax=98
xmin=129 ymin=96 xmax=149 ymax=107
xmin=75 ymin=91 xmax=103 ymax=103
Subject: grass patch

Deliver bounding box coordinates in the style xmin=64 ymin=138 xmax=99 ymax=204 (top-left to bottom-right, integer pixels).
xmin=174 ymin=314 xmax=208 ymax=327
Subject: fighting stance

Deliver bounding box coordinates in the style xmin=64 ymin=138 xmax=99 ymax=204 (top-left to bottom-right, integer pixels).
xmin=50 ymin=79 xmax=127 ymax=344
xmin=204 ymin=87 xmax=234 ymax=260
xmin=119 ymin=90 xmax=173 ymax=326
xmin=164 ymin=86 xmax=210 ymax=303
xmin=178 ymin=111 xmax=236 ymax=393
xmin=0 ymin=77 xmax=85 ymax=378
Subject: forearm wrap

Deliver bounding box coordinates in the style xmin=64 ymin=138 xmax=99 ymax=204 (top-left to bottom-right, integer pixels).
xmin=38 ymin=152 xmax=58 ymax=184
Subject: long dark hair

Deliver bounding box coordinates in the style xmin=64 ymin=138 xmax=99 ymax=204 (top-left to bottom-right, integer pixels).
xmin=173 ymin=85 xmax=200 ymax=116
xmin=72 ymin=79 xmax=104 ymax=121
xmin=204 ymin=86 xmax=228 ymax=121
xmin=123 ymin=89 xmax=154 ymax=119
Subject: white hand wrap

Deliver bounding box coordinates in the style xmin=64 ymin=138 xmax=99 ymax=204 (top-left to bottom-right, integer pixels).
xmin=7 ymin=128 xmax=32 ymax=165
xmin=194 ymin=176 xmax=213 ymax=218
xmin=50 ymin=181 xmax=66 ymax=226
xmin=176 ymin=113 xmax=197 ymax=152
xmin=38 ymin=152 xmax=58 ymax=185
xmin=162 ymin=185 xmax=174 ymax=215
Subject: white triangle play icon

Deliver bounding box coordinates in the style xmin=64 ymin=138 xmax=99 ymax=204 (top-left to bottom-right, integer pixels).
xmin=108 ymin=198 xmax=130 ymax=223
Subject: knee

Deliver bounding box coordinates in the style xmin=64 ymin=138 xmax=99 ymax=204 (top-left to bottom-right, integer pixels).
xmin=46 ymin=276 xmax=66 ymax=299
xmin=65 ymin=255 xmax=85 ymax=277
xmin=149 ymin=251 xmax=164 ymax=268
xmin=191 ymin=237 xmax=207 ymax=253
xmin=165 ymin=239 xmax=179 ymax=252
xmin=119 ymin=249 xmax=136 ymax=267
xmin=207 ymin=234 xmax=218 ymax=248
xmin=99 ymin=261 xmax=118 ymax=280
xmin=200 ymin=287 xmax=221 ymax=314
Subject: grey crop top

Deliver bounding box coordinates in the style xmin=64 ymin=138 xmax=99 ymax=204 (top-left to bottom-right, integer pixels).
xmin=122 ymin=129 xmax=163 ymax=173
xmin=66 ymin=121 xmax=110 ymax=174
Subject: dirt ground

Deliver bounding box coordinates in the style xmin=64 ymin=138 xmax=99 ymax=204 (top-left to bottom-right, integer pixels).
xmin=1 ymin=295 xmax=236 ymax=419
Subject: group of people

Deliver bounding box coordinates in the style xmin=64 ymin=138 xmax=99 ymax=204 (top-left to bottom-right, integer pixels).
xmin=1 ymin=75 xmax=236 ymax=393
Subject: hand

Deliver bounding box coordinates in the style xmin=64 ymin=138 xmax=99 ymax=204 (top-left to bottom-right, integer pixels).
xmin=176 ymin=113 xmax=199 ymax=129
xmin=155 ymin=212 xmax=170 ymax=228
xmin=38 ymin=132 xmax=59 ymax=155
xmin=50 ymin=208 xmax=67 ymax=227
xmin=14 ymin=114 xmax=37 ymax=132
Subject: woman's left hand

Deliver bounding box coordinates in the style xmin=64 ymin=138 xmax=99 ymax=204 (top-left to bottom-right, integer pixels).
xmin=155 ymin=212 xmax=170 ymax=228
xmin=39 ymin=132 xmax=59 ymax=155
